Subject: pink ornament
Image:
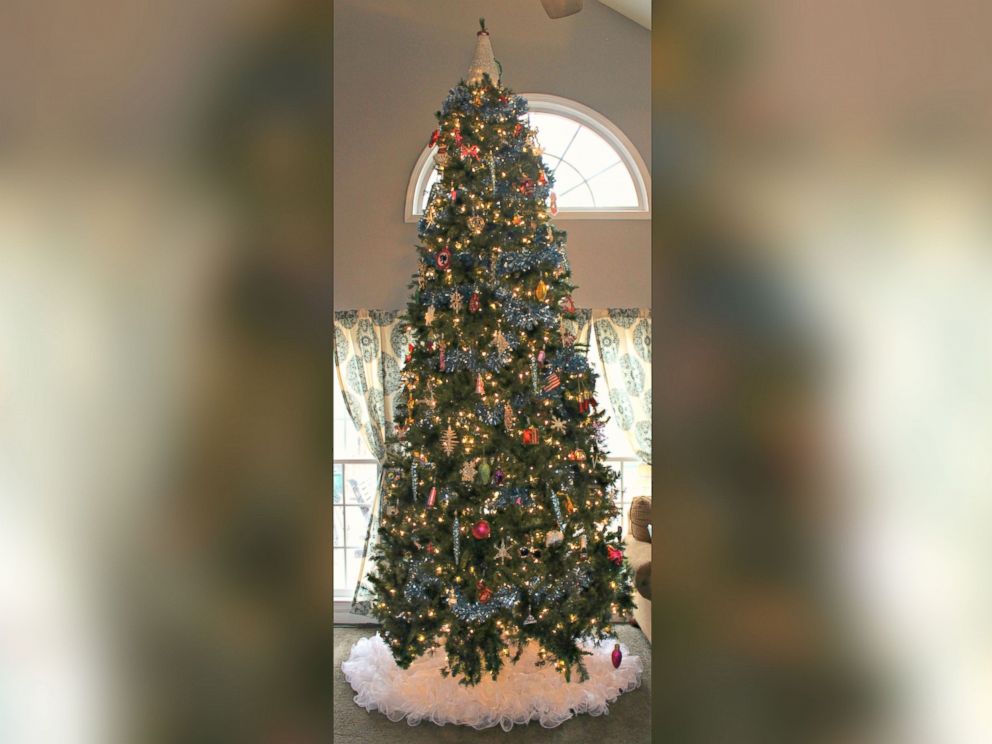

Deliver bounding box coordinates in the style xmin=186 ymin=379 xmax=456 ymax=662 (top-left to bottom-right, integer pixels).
xmin=537 ymin=349 xmax=545 ymax=363
xmin=427 ymin=486 xmax=437 ymax=507
xmin=471 ymin=520 xmax=491 ymax=540
xmin=476 ymin=374 xmax=484 ymax=394
xmin=611 ymin=643 xmax=622 ymax=669
xmin=607 ymin=544 xmax=624 ymax=566
xmin=439 ymin=342 xmax=446 ymax=371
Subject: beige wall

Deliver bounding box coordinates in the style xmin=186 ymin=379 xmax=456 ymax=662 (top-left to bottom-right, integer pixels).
xmin=333 ymin=0 xmax=650 ymax=310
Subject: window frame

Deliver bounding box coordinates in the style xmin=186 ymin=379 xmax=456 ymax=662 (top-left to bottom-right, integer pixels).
xmin=404 ymin=93 xmax=651 ymax=222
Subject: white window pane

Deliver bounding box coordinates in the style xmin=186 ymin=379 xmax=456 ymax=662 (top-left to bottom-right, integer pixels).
xmin=344 ymin=462 xmax=378 ymax=504
xmin=345 ymin=505 xmax=369 ymax=547
xmin=334 ymin=548 xmax=347 ymax=593
xmin=332 ymin=374 xmax=374 ymax=459
xmin=587 ymin=162 xmax=639 ymax=208
xmin=530 ymin=113 xmax=580 ymax=158
xmin=569 ymin=127 xmax=622 ymax=178
xmin=556 ymin=180 xmax=595 ymax=209
xmin=333 ymin=464 xmax=343 ymax=504
xmin=346 ymin=548 xmax=364 ymax=590
xmin=333 ymin=505 xmax=345 ymax=547
xmin=419 ymin=168 xmax=440 ymax=212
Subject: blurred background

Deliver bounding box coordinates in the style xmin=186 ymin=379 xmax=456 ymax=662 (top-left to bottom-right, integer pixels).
xmin=0 ymin=0 xmax=988 ymax=742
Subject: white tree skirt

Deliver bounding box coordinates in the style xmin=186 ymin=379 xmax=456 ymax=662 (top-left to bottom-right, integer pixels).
xmin=341 ymin=633 xmax=643 ymax=731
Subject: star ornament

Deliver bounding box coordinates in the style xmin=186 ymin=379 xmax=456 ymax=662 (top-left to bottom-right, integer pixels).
xmin=494 ymin=539 xmax=512 ymax=563
xmin=424 ymin=305 xmax=436 ymax=325
xmin=550 ymin=417 xmax=567 ymax=433
xmin=450 ymin=291 xmax=463 ymax=313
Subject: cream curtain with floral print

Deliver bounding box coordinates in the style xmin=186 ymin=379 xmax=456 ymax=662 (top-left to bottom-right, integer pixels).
xmin=333 ymin=309 xmax=413 ymax=615
xmin=592 ymin=309 xmax=652 ymax=464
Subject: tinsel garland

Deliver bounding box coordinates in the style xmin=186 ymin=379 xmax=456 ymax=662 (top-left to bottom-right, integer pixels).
xmin=492 ymin=288 xmax=557 ymax=330
xmin=451 ymin=585 xmax=519 ymax=623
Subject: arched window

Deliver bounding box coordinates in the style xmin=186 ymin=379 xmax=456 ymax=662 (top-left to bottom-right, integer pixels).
xmin=404 ymin=94 xmax=650 ymax=221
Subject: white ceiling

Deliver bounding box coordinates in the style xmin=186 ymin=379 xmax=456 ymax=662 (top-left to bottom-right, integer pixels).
xmin=597 ymin=0 xmax=650 ymax=29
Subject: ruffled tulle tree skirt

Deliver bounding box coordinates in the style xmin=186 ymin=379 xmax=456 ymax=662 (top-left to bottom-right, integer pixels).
xmin=341 ymin=633 xmax=643 ymax=731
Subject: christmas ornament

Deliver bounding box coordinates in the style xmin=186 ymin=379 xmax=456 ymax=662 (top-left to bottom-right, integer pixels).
xmin=492 ymin=468 xmax=505 ymax=484
xmin=564 ymin=495 xmax=576 ymax=514
xmin=385 ymin=504 xmax=398 ymax=517
xmin=494 ymin=539 xmax=511 ymax=563
xmin=578 ymin=396 xmax=597 ymax=415
xmin=450 ymin=291 xmax=463 ymax=312
xmin=459 ymin=143 xmax=480 ymax=160
xmin=550 ymin=417 xmax=567 ymax=433
xmin=492 ymin=329 xmax=510 ymax=355
xmin=607 ymin=545 xmax=624 ymax=566
xmin=523 ymin=614 xmax=537 ymax=625
xmin=460 ymin=459 xmax=477 ymax=482
xmin=427 ymin=486 xmax=437 ymax=508
xmin=612 ymin=643 xmax=623 ymax=669
xmin=549 ymin=192 xmax=558 ymax=216
xmin=542 ymin=371 xmax=561 ymax=393
xmin=518 ymin=178 xmax=534 ymax=195
xmin=434 ymin=146 xmax=451 ymax=168
xmin=477 ymin=459 xmax=491 ymax=484
xmin=453 ymin=516 xmax=461 ymax=562
xmin=521 ymin=426 xmax=539 ymax=445
xmin=513 ymin=122 xmax=523 ymax=137
xmin=560 ymin=295 xmax=575 ymax=313
xmin=566 ymin=449 xmax=586 ymax=461
xmin=530 ymin=356 xmax=540 ymax=392
xmin=545 ymin=530 xmax=564 ymax=547
xmin=512 ymin=214 xmax=524 ymax=226
xmin=477 ymin=580 xmax=493 ymax=604
xmin=429 ymin=129 xmax=439 ymax=147
xmin=404 ymin=342 xmax=414 ymax=364
xmin=535 ymin=279 xmax=548 ymax=300
xmin=468 ymin=291 xmax=481 ymax=313
xmin=475 ymin=373 xmax=484 ymax=394
xmin=453 ymin=120 xmax=462 ymax=145
xmin=435 ymin=246 xmax=452 ymax=270
xmin=503 ymin=403 xmax=515 ymax=429
xmin=449 ymin=187 xmax=458 ymax=201
xmin=549 ymin=492 xmax=565 ymax=530
xmin=410 ymin=461 xmax=418 ymax=501
xmin=471 ymin=519 xmax=491 ymax=540
xmin=424 ymin=305 xmax=436 ymax=325
xmin=538 ymin=169 xmax=547 ymax=185
xmin=537 ymin=348 xmax=546 ymax=363
xmin=467 ymin=215 xmax=485 ymax=234
xmin=439 ymin=341 xmax=446 ymax=371
xmin=441 ymin=424 xmax=457 ymax=455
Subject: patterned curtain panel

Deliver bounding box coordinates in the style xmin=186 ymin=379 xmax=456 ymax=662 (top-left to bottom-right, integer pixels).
xmin=333 ymin=309 xmax=413 ymax=615
xmin=592 ymin=309 xmax=652 ymax=465
xmin=333 ymin=309 xmax=412 ymax=460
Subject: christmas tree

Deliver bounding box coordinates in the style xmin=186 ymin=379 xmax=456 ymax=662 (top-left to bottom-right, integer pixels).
xmin=368 ymin=20 xmax=636 ymax=687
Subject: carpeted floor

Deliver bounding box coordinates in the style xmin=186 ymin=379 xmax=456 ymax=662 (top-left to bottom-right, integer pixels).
xmin=333 ymin=624 xmax=651 ymax=743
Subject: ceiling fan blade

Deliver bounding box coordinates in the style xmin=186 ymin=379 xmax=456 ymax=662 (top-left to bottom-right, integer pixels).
xmin=540 ymin=0 xmax=583 ymax=19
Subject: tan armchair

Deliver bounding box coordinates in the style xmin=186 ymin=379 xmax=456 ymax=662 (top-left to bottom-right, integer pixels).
xmin=624 ymin=496 xmax=651 ymax=642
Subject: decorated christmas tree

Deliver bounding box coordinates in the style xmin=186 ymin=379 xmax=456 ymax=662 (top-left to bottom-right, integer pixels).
xmin=367 ymin=20 xmax=636 ymax=687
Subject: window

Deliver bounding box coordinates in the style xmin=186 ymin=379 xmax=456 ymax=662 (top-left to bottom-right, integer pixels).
xmin=333 ymin=373 xmax=378 ymax=601
xmin=405 ymin=94 xmax=650 ymax=221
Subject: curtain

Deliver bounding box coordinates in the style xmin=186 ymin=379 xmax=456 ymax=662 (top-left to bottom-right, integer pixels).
xmin=592 ymin=309 xmax=652 ymax=465
xmin=333 ymin=309 xmax=413 ymax=614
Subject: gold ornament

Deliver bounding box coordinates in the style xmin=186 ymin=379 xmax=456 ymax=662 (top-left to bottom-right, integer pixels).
xmin=535 ymin=280 xmax=548 ymax=301
xmin=467 ymin=215 xmax=485 ymax=234
xmin=450 ymin=291 xmax=463 ymax=313
xmin=492 ymin=329 xmax=510 ymax=355
xmin=441 ymin=423 xmax=457 ymax=455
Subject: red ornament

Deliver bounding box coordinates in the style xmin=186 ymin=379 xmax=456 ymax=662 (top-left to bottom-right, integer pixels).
xmin=405 ymin=342 xmax=414 ymax=364
xmin=607 ymin=545 xmax=624 ymax=566
xmin=521 ymin=427 xmax=539 ymax=446
xmin=427 ymin=486 xmax=437 ymax=507
xmin=477 ymin=580 xmax=492 ymax=603
xmin=460 ymin=143 xmax=479 ymax=159
xmin=578 ymin=396 xmax=597 ymax=415
xmin=518 ymin=178 xmax=534 ymax=195
xmin=538 ymin=169 xmax=548 ymax=185
xmin=611 ymin=643 xmax=622 ymax=668
xmin=449 ymin=187 xmax=458 ymax=201
xmin=513 ymin=122 xmax=523 ymax=136
xmin=476 ymin=374 xmax=484 ymax=394
xmin=429 ymin=129 xmax=439 ymax=147
xmin=549 ymin=192 xmax=558 ymax=216
xmin=435 ymin=246 xmax=452 ymax=270
xmin=560 ymin=295 xmax=576 ymax=314
xmin=468 ymin=291 xmax=481 ymax=313
xmin=471 ymin=520 xmax=491 ymax=540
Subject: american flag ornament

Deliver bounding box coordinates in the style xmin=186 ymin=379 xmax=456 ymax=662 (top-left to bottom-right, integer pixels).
xmin=542 ymin=371 xmax=561 ymax=393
